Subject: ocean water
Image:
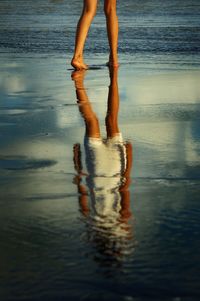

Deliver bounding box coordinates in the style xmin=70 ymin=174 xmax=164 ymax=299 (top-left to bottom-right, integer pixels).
xmin=0 ymin=0 xmax=200 ymax=300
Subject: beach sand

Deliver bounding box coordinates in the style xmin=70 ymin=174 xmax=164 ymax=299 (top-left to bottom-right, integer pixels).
xmin=0 ymin=53 xmax=200 ymax=300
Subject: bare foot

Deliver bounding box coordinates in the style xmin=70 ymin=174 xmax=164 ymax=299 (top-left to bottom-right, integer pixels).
xmin=71 ymin=70 xmax=86 ymax=89
xmin=106 ymin=61 xmax=119 ymax=68
xmin=71 ymin=57 xmax=88 ymax=70
xmin=71 ymin=69 xmax=86 ymax=81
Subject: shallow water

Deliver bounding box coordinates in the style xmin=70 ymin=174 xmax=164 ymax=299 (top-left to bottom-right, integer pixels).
xmin=0 ymin=1 xmax=200 ymax=300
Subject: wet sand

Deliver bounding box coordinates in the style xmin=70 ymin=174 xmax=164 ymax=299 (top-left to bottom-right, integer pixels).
xmin=0 ymin=53 xmax=200 ymax=300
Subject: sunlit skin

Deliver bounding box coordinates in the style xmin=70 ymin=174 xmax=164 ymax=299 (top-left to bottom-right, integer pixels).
xmin=72 ymin=67 xmax=132 ymax=221
xmin=71 ymin=0 xmax=119 ymax=70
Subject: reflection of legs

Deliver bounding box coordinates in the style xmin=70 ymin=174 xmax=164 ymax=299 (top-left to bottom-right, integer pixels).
xmin=72 ymin=71 xmax=100 ymax=138
xmin=71 ymin=0 xmax=98 ymax=70
xmin=105 ymin=67 xmax=119 ymax=138
xmin=105 ymin=68 xmax=133 ymax=220
xmin=120 ymin=143 xmax=133 ymax=220
xmin=72 ymin=70 xmax=100 ymax=216
xmin=73 ymin=144 xmax=89 ymax=216
xmin=104 ymin=0 xmax=119 ymax=67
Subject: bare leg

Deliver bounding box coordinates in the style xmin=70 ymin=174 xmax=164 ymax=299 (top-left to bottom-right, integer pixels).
xmin=71 ymin=70 xmax=100 ymax=138
xmin=120 ymin=143 xmax=133 ymax=221
xmin=71 ymin=0 xmax=98 ymax=70
xmin=105 ymin=67 xmax=120 ymax=138
xmin=73 ymin=144 xmax=90 ymax=216
xmin=104 ymin=0 xmax=119 ymax=67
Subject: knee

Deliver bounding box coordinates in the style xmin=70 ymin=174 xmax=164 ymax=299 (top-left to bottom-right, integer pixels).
xmin=104 ymin=2 xmax=117 ymax=17
xmin=83 ymin=6 xmax=97 ymax=20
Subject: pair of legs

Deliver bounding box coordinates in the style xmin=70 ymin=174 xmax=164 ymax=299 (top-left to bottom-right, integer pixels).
xmin=72 ymin=68 xmax=132 ymax=220
xmin=71 ymin=0 xmax=118 ymax=70
xmin=72 ymin=67 xmax=119 ymax=139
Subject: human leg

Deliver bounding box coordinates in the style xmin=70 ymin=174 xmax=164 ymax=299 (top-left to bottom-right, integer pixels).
xmin=105 ymin=67 xmax=120 ymax=138
xmin=71 ymin=0 xmax=98 ymax=70
xmin=73 ymin=143 xmax=90 ymax=216
xmin=104 ymin=0 xmax=119 ymax=67
xmin=71 ymin=70 xmax=100 ymax=138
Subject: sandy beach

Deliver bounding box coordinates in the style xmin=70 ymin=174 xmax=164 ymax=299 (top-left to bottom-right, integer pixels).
xmin=0 ymin=0 xmax=200 ymax=300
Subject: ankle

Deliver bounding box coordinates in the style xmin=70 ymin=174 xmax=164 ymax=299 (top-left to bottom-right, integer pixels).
xmin=109 ymin=53 xmax=118 ymax=61
xmin=72 ymin=54 xmax=83 ymax=61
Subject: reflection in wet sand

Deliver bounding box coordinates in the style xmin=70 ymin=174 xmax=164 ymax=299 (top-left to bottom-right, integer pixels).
xmin=72 ymin=68 xmax=134 ymax=266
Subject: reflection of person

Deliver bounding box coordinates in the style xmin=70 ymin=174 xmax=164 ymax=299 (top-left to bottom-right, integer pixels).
xmin=71 ymin=0 xmax=119 ymax=70
xmin=72 ymin=68 xmax=133 ymax=264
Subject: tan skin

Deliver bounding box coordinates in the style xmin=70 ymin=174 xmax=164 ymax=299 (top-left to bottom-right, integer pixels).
xmin=71 ymin=0 xmax=119 ymax=70
xmin=72 ymin=68 xmax=132 ymax=221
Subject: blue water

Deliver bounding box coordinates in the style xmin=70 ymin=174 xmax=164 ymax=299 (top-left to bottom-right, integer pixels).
xmin=1 ymin=0 xmax=200 ymax=58
xmin=0 ymin=0 xmax=200 ymax=300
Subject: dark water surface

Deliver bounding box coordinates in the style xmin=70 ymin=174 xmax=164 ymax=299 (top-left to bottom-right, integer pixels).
xmin=0 ymin=0 xmax=200 ymax=300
